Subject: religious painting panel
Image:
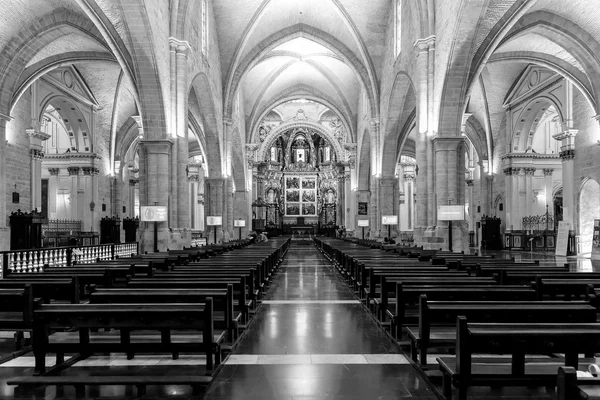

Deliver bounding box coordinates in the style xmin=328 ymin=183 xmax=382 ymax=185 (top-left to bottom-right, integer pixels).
xmin=286 ymin=190 xmax=299 ymax=202
xmin=302 ymin=203 xmax=316 ymax=215
xmin=286 ymin=177 xmax=299 ymax=189
xmin=286 ymin=203 xmax=300 ymax=215
xmin=302 ymin=190 xmax=315 ymax=202
xmin=302 ymin=178 xmax=316 ymax=189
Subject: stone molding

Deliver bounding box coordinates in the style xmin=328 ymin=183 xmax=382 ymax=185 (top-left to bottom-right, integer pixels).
xmin=129 ymin=179 xmax=139 ymax=186
xmin=466 ymin=179 xmax=474 ymax=187
xmin=403 ymin=173 xmax=415 ymax=182
xmin=501 ymin=152 xmax=559 ymax=160
xmin=48 ymin=168 xmax=60 ymax=176
xmin=503 ymin=167 xmax=521 ymax=176
xmin=27 ymin=129 xmax=51 ymax=142
xmin=188 ymin=174 xmax=200 ymax=182
xmin=169 ymin=37 xmax=191 ymax=54
xmin=524 ymin=167 xmax=536 ymax=176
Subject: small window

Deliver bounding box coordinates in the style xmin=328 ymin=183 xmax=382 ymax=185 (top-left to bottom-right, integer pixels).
xmin=84 ymin=147 xmax=89 ymax=151
xmin=499 ymin=203 xmax=504 ymax=211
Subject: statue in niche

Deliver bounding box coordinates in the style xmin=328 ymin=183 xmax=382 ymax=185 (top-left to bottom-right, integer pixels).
xmin=325 ymin=189 xmax=335 ymax=204
xmin=266 ymin=188 xmax=276 ymax=204
xmin=329 ymin=118 xmax=345 ymax=142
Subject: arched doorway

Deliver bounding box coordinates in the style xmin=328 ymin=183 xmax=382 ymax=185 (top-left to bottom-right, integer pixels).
xmin=578 ymin=179 xmax=600 ymax=255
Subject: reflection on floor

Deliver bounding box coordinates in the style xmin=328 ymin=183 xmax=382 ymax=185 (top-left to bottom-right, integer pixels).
xmin=0 ymin=244 xmax=598 ymax=399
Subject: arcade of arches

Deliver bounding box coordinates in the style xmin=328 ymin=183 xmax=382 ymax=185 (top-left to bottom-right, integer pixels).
xmin=2 ymin=1 xmax=600 ymax=257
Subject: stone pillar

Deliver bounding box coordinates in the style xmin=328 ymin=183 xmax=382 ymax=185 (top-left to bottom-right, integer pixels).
xmin=524 ymin=168 xmax=536 ymax=218
xmin=554 ymin=130 xmax=577 ymax=226
xmin=517 ymin=168 xmax=526 ymax=230
xmin=187 ymin=172 xmax=199 ymax=229
xmin=369 ymin=119 xmax=380 ymax=237
xmin=344 ymin=166 xmax=353 ymax=231
xmin=67 ymin=167 xmax=80 ymax=221
xmin=233 ymin=190 xmax=250 ymax=239
xmin=0 ymin=117 xmax=8 ymax=250
xmin=432 ymin=137 xmax=464 ymax=251
xmin=414 ymin=39 xmax=429 ymax=231
xmin=225 ymin=176 xmax=234 ymax=241
xmin=206 ymin=178 xmax=224 ymax=243
xmin=129 ymin=178 xmax=138 ymax=220
xmin=401 ymin=171 xmax=416 ymax=231
xmin=82 ymin=167 xmax=100 ymax=232
xmin=27 ymin=130 xmax=50 ymax=211
xmin=170 ymin=38 xmax=191 ymax=248
xmin=139 ymin=139 xmax=172 ymax=253
xmin=543 ymin=169 xmax=554 ymax=215
xmin=379 ymin=176 xmax=398 ymax=238
xmin=503 ymin=168 xmax=513 ymax=230
xmin=466 ymin=178 xmax=475 ymax=245
xmin=478 ymin=161 xmax=490 ymax=216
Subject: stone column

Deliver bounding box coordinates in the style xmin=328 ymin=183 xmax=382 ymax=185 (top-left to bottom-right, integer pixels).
xmin=187 ymin=172 xmax=199 ymax=229
xmin=82 ymin=167 xmax=100 ymax=232
xmin=543 ymin=169 xmax=554 ymax=215
xmin=233 ymin=190 xmax=250 ymax=239
xmin=139 ymin=139 xmax=172 ymax=253
xmin=524 ymin=167 xmax=535 ymax=218
xmin=554 ymin=130 xmax=577 ymax=226
xmin=171 ymin=39 xmax=191 ymax=246
xmin=402 ymin=172 xmax=416 ymax=231
xmin=466 ymin=178 xmax=475 ymax=245
xmin=129 ymin=178 xmax=138 ymax=220
xmin=67 ymin=167 xmax=80 ymax=221
xmin=206 ymin=178 xmax=224 ymax=243
xmin=503 ymin=168 xmax=513 ymax=230
xmin=432 ymin=137 xmax=464 ymax=251
xmin=0 ymin=116 xmax=8 ymax=250
xmin=225 ymin=176 xmax=234 ymax=241
xmin=369 ymin=119 xmax=380 ymax=237
xmin=27 ymin=130 xmax=50 ymax=211
xmin=344 ymin=166 xmax=353 ymax=231
xmin=379 ymin=176 xmax=398 ymax=238
xmin=478 ymin=161 xmax=490 ymax=216
xmin=414 ymin=39 xmax=429 ymax=231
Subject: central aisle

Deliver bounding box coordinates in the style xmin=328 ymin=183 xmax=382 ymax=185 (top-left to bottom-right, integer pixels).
xmin=203 ymin=241 xmax=437 ymax=399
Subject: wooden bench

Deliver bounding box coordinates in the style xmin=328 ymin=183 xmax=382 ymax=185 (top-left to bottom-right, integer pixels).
xmin=0 ymin=278 xmax=79 ymax=304
xmin=30 ymin=301 xmax=220 ymax=375
xmin=473 ymin=263 xmax=567 ymax=277
xmin=406 ymin=296 xmax=597 ymax=368
xmin=437 ymin=318 xmax=600 ymax=400
xmin=497 ymin=270 xmax=600 ymax=285
xmin=388 ymin=283 xmax=535 ymax=339
xmin=90 ymin=286 xmax=238 ymax=341
xmin=534 ymin=277 xmax=600 ymax=301
xmin=0 ymin=286 xmax=42 ymax=350
xmin=557 ymin=366 xmax=600 ymax=400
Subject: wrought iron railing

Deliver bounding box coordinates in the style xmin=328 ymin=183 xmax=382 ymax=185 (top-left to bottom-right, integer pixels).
xmin=522 ymin=212 xmax=556 ymax=233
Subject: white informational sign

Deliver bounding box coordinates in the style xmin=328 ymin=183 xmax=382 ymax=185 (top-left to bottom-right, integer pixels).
xmin=555 ymin=221 xmax=571 ymax=256
xmin=382 ymin=215 xmax=398 ymax=225
xmin=206 ymin=216 xmax=223 ymax=226
xmin=140 ymin=206 xmax=168 ymax=222
xmin=357 ymin=219 xmax=369 ymax=227
xmin=438 ymin=205 xmax=465 ymax=221
xmin=234 ymin=219 xmax=246 ymax=227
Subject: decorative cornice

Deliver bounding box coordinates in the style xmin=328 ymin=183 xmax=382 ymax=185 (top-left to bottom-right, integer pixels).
xmin=169 ymin=37 xmax=192 ymax=53
xmin=27 ymin=129 xmax=51 ymax=141
xmin=44 ymin=153 xmax=102 ymax=161
xmin=500 ymin=152 xmax=560 ymax=160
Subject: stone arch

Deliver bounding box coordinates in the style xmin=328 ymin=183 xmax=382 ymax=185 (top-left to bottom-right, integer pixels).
xmin=189 ymin=73 xmax=222 ymax=178
xmin=381 ymin=72 xmax=416 ymax=177
xmin=224 ymin=24 xmax=378 ymax=120
xmin=230 ymin=127 xmax=247 ymax=192
xmin=578 ymin=178 xmax=600 ymax=254
xmin=258 ymin=120 xmax=344 ymax=163
xmin=465 ymin=116 xmax=489 ymax=161
xmin=116 ymin=117 xmax=140 ymax=167
xmin=38 ymin=94 xmax=91 ymax=152
xmin=249 ymin=84 xmax=355 ymax=144
xmin=510 ymin=96 xmax=564 ymax=152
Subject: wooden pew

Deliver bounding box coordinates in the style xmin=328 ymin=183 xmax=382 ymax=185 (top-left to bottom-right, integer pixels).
xmin=126 ymin=277 xmax=251 ymax=323
xmin=10 ymin=301 xmax=217 ymax=396
xmin=437 ymin=318 xmax=600 ymax=400
xmin=407 ymin=296 xmax=597 ymax=368
xmin=0 ymin=278 xmax=79 ymax=304
xmin=388 ymin=283 xmax=535 ymax=339
xmin=90 ymin=286 xmax=237 ymax=341
xmin=534 ymin=277 xmax=600 ymax=301
xmin=473 ymin=263 xmax=566 ymax=277
xmin=557 ymin=366 xmax=600 ymax=400
xmin=498 ymin=270 xmax=600 ymax=285
xmin=0 ymin=285 xmax=42 ymax=350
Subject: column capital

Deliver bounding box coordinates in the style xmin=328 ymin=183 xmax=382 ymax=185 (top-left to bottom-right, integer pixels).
xmin=223 ymin=117 xmax=234 ymax=127
xmin=48 ymin=168 xmax=60 ymax=176
xmin=559 ymin=149 xmax=575 ymax=160
xmin=169 ymin=37 xmax=191 ymax=54
xmin=140 ymin=139 xmax=173 ymax=155
xmin=466 ymin=179 xmax=474 ymax=187
xmin=67 ymin=166 xmax=80 ymax=176
xmin=206 ymin=178 xmax=224 ymax=187
xmin=432 ymin=136 xmax=464 ymax=151
xmin=188 ymin=174 xmax=200 ymax=182
xmin=403 ymin=173 xmax=415 ymax=182
xmin=129 ymin=178 xmax=139 ymax=186
xmin=368 ymin=118 xmax=380 ymax=131
xmin=543 ymin=168 xmax=554 ymax=176
xmin=524 ymin=167 xmax=536 ymax=176
xmin=379 ymin=176 xmax=397 ymax=187
xmin=82 ymin=166 xmax=100 ymax=175
xmin=553 ymin=129 xmax=578 ymax=141
xmin=30 ymin=149 xmax=44 ymax=160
